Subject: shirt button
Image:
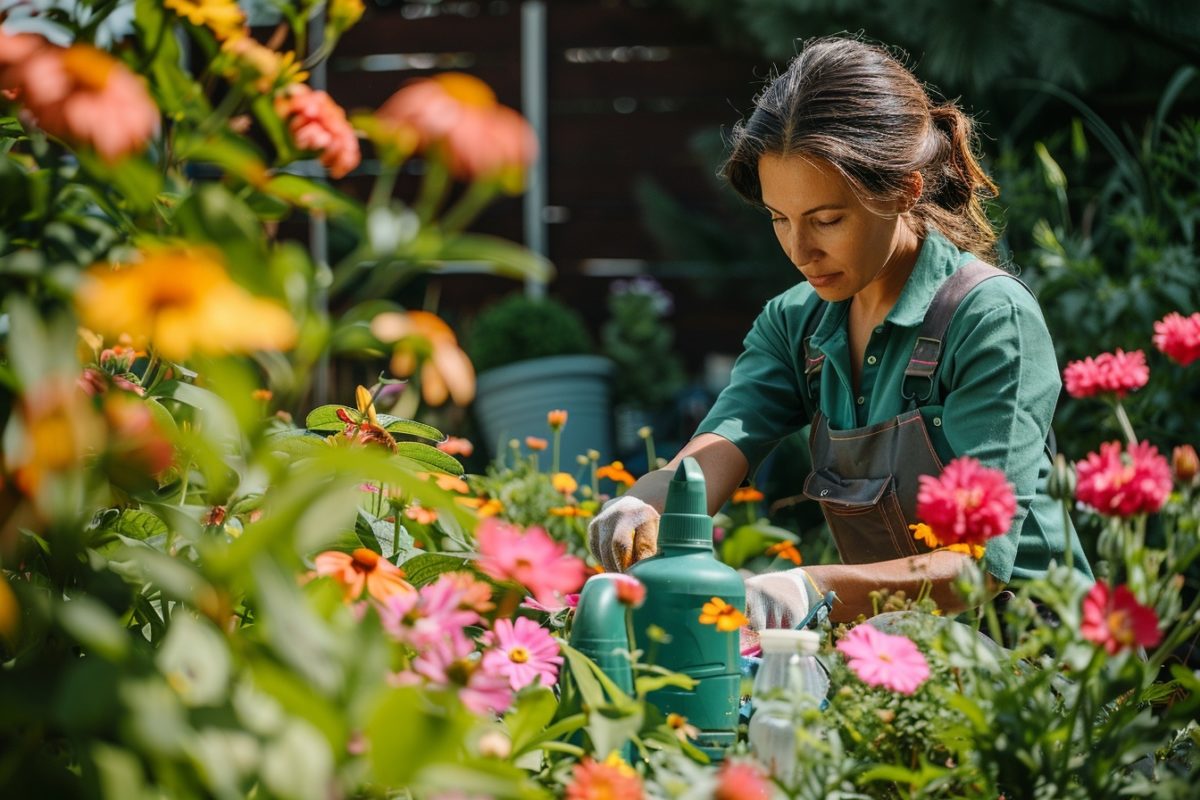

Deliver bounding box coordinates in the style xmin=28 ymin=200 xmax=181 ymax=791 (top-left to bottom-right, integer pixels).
xmin=866 ymin=355 xmax=878 ymax=365
xmin=874 ymin=326 xmax=884 ymax=334
xmin=933 ymin=417 xmax=942 ymax=427
xmin=856 ymin=396 xmax=865 ymax=405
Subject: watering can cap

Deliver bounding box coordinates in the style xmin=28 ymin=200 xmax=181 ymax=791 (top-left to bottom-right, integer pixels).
xmin=659 ymin=457 xmax=712 ymax=546
xmin=758 ymin=628 xmax=820 ymax=656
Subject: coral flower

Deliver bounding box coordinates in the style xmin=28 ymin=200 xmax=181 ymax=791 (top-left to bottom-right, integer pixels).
xmin=165 ymin=0 xmax=245 ymax=40
xmin=1173 ymin=444 xmax=1199 ymax=485
xmin=404 ymin=503 xmax=438 ymax=525
xmin=75 ymin=248 xmax=297 ymax=362
xmin=916 ymin=457 xmax=1016 ymax=547
xmin=314 ymin=548 xmax=414 ymax=602
xmin=566 ymin=753 xmax=644 ymax=800
xmin=1074 ymin=440 xmax=1172 ymax=517
xmin=1080 ymin=581 xmax=1162 ymax=654
xmin=371 ymin=310 xmax=475 ymax=406
xmin=715 ymin=759 xmax=772 ymax=800
xmin=836 ymin=623 xmax=930 ymax=695
xmin=603 ymin=574 xmax=646 ymax=608
xmin=597 ymin=461 xmax=636 ymax=487
xmin=732 ymin=486 xmax=765 ymax=504
xmin=1062 ymin=349 xmax=1150 ymax=399
xmin=1153 ymin=311 xmax=1200 ymax=367
xmin=10 ymin=379 xmax=106 ymax=497
xmin=525 ymin=436 xmax=548 ymax=452
xmin=547 ymin=409 xmax=568 ymax=430
xmin=699 ymin=597 xmax=749 ymax=632
xmin=437 ymin=436 xmax=475 ymax=457
xmin=275 ymin=84 xmax=361 ymax=179
xmin=475 ymin=518 xmax=587 ymax=606
xmin=765 ymin=540 xmax=803 ymax=565
xmin=480 ymin=617 xmax=563 ymax=691
xmin=1 ymin=33 xmax=158 ymax=162
xmin=375 ymin=72 xmax=538 ymax=190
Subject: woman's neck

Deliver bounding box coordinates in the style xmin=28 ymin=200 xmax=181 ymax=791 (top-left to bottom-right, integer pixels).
xmin=853 ymin=222 xmax=922 ymax=324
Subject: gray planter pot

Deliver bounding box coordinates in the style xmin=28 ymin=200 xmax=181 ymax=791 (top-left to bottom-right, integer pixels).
xmin=474 ymin=355 xmax=615 ymax=462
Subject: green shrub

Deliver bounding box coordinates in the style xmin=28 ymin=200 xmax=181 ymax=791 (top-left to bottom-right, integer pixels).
xmin=466 ymin=293 xmax=593 ymax=373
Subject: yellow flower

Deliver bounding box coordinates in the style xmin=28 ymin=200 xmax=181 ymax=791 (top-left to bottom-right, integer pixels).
xmin=165 ymin=0 xmax=245 ymax=40
xmin=765 ymin=540 xmax=803 ymax=565
xmin=549 ymin=506 xmax=593 ymax=518
xmin=458 ymin=496 xmax=503 ymax=517
xmin=732 ymin=486 xmax=765 ymax=504
xmin=552 ymin=472 xmax=577 ymax=494
xmin=910 ymin=522 xmax=941 ymax=548
xmin=75 ymin=248 xmax=297 ymax=362
xmin=601 ymin=751 xmax=637 ymax=778
xmin=596 ymin=461 xmax=635 ymax=487
xmin=946 ymin=542 xmax=986 ymax=559
xmin=328 ymin=0 xmax=365 ymax=34
xmin=219 ymin=34 xmax=307 ymax=92
xmin=698 ymin=597 xmax=749 ymax=632
xmin=10 ymin=379 xmax=105 ymax=497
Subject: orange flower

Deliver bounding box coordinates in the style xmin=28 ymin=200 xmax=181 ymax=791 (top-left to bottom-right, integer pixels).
xmin=597 ymin=461 xmax=635 ymax=487
xmin=252 ymin=388 xmax=273 ymax=402
xmin=275 ymin=84 xmax=361 ymax=179
xmin=313 ymin=548 xmax=414 ymax=602
xmin=666 ymin=713 xmax=700 ymax=742
xmin=404 ymin=503 xmax=438 ymax=525
xmin=0 ymin=33 xmax=158 ymax=163
xmin=420 ymin=471 xmax=470 ymax=494
xmin=10 ymin=379 xmax=105 ymax=497
xmin=371 ymin=310 xmax=475 ymax=407
xmin=549 ymin=506 xmax=594 ymax=518
xmin=910 ymin=522 xmax=941 ymax=548
xmin=699 ymin=597 xmax=749 ymax=632
xmin=566 ymin=752 xmax=643 ymax=800
xmin=442 ymin=571 xmax=495 ymax=613
xmin=525 ymin=436 xmax=548 ymax=452
xmin=437 ymin=435 xmax=475 ymax=457
xmin=945 ymin=542 xmax=986 ymax=559
xmin=552 ymin=472 xmax=578 ymax=494
xmin=375 ymin=72 xmax=537 ymax=191
xmin=458 ymin=496 xmax=504 ymax=518
xmin=547 ymin=409 xmax=568 ymax=430
xmin=765 ymin=541 xmax=802 ymax=565
xmin=731 ymin=486 xmax=765 ymax=504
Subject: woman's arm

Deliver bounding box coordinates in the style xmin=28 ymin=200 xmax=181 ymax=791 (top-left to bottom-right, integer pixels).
xmin=625 ymin=433 xmax=749 ymax=516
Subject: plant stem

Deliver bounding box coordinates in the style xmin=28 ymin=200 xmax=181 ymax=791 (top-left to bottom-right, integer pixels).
xmin=1061 ymin=497 xmax=1075 ymax=573
xmin=1113 ymin=400 xmax=1138 ymax=445
xmin=438 ymin=178 xmax=499 ymax=234
xmin=414 ymin=157 xmax=450 ymax=225
xmin=1057 ymin=649 xmax=1101 ymax=787
xmin=644 ymin=433 xmax=657 ymax=471
xmin=552 ymin=428 xmax=561 ymax=474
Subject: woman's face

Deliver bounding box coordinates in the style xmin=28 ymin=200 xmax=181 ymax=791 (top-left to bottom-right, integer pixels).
xmin=757 ymin=153 xmax=916 ymax=303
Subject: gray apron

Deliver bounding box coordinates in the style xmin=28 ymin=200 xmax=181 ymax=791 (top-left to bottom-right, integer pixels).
xmin=800 ymin=262 xmax=1013 ymax=564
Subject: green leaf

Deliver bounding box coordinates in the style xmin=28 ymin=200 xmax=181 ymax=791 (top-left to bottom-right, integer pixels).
xmin=634 ymin=672 xmax=697 ymax=696
xmin=172 ymin=184 xmax=269 ymax=290
xmin=399 ymin=553 xmax=473 ymax=585
xmin=504 ymin=686 xmax=559 ymax=754
xmin=435 ymin=233 xmax=554 ymax=283
xmin=720 ymin=525 xmax=770 ymax=570
xmin=395 ymin=441 xmax=465 ymax=476
xmin=96 ymin=509 xmax=169 ymax=541
xmin=58 ymin=596 xmax=130 ymax=662
xmin=379 ymin=415 xmax=444 ymax=441
xmin=175 ymin=131 xmax=268 ymax=186
xmin=367 ymin=686 xmax=473 ymax=787
xmin=355 ymin=509 xmax=411 ymax=560
xmin=305 ymin=404 xmax=353 ymax=431
xmin=263 ymin=174 xmax=364 ymax=224
xmin=74 ymin=152 xmax=163 ymax=214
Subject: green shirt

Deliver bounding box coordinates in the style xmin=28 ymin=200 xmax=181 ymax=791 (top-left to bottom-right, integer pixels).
xmin=698 ymin=230 xmax=1091 ymax=584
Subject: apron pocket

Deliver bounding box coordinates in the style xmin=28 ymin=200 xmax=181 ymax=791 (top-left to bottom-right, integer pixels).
xmin=803 ymin=470 xmax=920 ymax=563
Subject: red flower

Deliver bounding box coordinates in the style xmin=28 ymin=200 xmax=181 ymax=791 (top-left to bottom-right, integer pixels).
xmin=1063 ymin=349 xmax=1149 ymax=399
xmin=1075 ymin=441 xmax=1172 ymax=517
xmin=916 ymin=457 xmax=1016 ymax=547
xmin=1080 ymin=581 xmax=1162 ymax=654
xmin=714 ymin=759 xmax=772 ymax=800
xmin=566 ymin=754 xmax=643 ymax=800
xmin=1152 ymin=311 xmax=1200 ymax=367
xmin=1173 ymin=444 xmax=1198 ymax=485
xmin=275 ymin=84 xmax=360 ymax=178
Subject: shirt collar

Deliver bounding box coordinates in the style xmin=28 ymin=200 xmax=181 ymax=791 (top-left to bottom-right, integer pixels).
xmin=885 ymin=228 xmax=968 ymax=328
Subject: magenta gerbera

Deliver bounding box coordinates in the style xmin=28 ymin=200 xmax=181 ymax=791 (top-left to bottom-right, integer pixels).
xmin=1080 ymin=581 xmax=1162 ymax=654
xmin=1074 ymin=440 xmax=1172 ymax=517
xmin=836 ymin=624 xmax=929 ymax=695
xmin=1152 ymin=311 xmax=1200 ymax=367
xmin=475 ymin=518 xmax=587 ymax=606
xmin=1062 ymin=349 xmax=1149 ymax=399
xmin=916 ymin=456 xmax=1016 ymax=547
xmin=480 ymin=616 xmax=563 ymax=691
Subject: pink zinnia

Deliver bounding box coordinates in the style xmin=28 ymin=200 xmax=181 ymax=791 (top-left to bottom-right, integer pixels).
xmin=1153 ymin=311 xmax=1200 ymax=367
xmin=520 ymin=593 xmax=580 ymax=614
xmin=475 ymin=518 xmax=587 ymax=607
xmin=1080 ymin=581 xmax=1162 ymax=654
xmin=413 ymin=636 xmax=513 ymax=715
xmin=1062 ymin=349 xmax=1149 ymax=399
xmin=378 ymin=574 xmax=480 ymax=650
xmin=714 ymin=759 xmax=771 ymax=800
xmin=275 ymin=84 xmax=361 ymax=178
xmin=480 ymin=616 xmax=563 ymax=691
xmin=1074 ymin=440 xmax=1172 ymax=517
xmin=916 ymin=456 xmax=1016 ymax=547
xmin=836 ymin=624 xmax=930 ymax=695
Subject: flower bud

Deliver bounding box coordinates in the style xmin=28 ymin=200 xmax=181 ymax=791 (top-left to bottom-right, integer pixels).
xmin=1046 ymin=453 xmax=1077 ymax=501
xmin=1172 ymin=444 xmax=1198 ymax=486
xmin=547 ymin=409 xmax=568 ymax=430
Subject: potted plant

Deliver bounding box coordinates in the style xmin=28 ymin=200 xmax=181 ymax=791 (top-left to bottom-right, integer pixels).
xmin=466 ymin=293 xmax=615 ymax=460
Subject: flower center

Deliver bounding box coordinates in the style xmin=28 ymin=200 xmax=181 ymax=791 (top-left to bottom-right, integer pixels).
xmin=508 ymin=646 xmax=530 ymax=664
xmin=447 ymin=658 xmax=476 ymax=686
xmin=434 ymin=73 xmax=496 ymax=107
xmin=62 ymin=45 xmax=118 ymax=92
xmin=351 ymin=548 xmax=381 ymax=573
xmin=1108 ymin=609 xmax=1134 ymax=643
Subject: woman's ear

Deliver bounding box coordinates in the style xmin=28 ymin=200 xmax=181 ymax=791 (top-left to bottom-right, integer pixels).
xmin=903 ymin=172 xmax=925 ymax=212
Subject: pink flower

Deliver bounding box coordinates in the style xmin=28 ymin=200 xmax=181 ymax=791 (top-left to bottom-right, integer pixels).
xmin=520 ymin=593 xmax=580 ymax=614
xmin=1063 ymin=349 xmax=1149 ymax=399
xmin=916 ymin=456 xmax=1016 ymax=547
xmin=1080 ymin=581 xmax=1162 ymax=654
xmin=413 ymin=636 xmax=513 ymax=715
xmin=836 ymin=624 xmax=930 ymax=695
xmin=611 ymin=574 xmax=646 ymax=608
xmin=1153 ymin=311 xmax=1200 ymax=367
xmin=379 ymin=574 xmax=480 ymax=650
xmin=475 ymin=518 xmax=587 ymax=607
xmin=1 ymin=33 xmax=158 ymax=162
xmin=714 ymin=759 xmax=771 ymax=800
xmin=275 ymin=84 xmax=360 ymax=178
xmin=1075 ymin=441 xmax=1172 ymax=517
xmin=480 ymin=617 xmax=563 ymax=691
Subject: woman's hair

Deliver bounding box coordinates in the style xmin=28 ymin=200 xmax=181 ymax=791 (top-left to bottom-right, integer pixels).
xmin=721 ymin=36 xmax=998 ymax=260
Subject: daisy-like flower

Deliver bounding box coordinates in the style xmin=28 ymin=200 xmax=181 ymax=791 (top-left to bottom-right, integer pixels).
xmin=404 ymin=503 xmax=438 ymax=524
xmin=911 ymin=522 xmax=984 ymax=558
xmin=1075 ymin=440 xmax=1172 ymax=517
xmin=165 ymin=0 xmax=245 ymax=40
xmin=732 ymin=486 xmax=765 ymax=504
xmin=379 ymin=574 xmax=479 ymax=650
xmin=437 ymin=436 xmax=475 ymax=457
xmin=480 ymin=617 xmax=563 ymax=691
xmin=520 ymin=593 xmax=580 ymax=614
xmin=666 ymin=713 xmax=700 ymax=742
xmin=313 ymin=548 xmax=414 ymax=603
xmin=371 ymin=310 xmax=475 ymax=407
xmin=459 ymin=496 xmax=504 ymax=518
xmin=275 ymin=84 xmax=361 ymax=179
xmin=597 ymin=461 xmax=636 ymax=487
xmin=714 ymin=759 xmax=772 ymax=800
xmin=835 ymin=624 xmax=929 ymax=695
xmin=566 ymin=753 xmax=644 ymax=800
xmin=1152 ymin=311 xmax=1200 ymax=367
xmin=1062 ymin=349 xmax=1150 ymax=399
xmin=420 ymin=471 xmax=471 ymax=494
xmin=413 ymin=636 xmax=513 ymax=715
xmin=765 ymin=540 xmax=802 ymax=565
xmin=219 ymin=33 xmax=307 ymax=93
xmin=1080 ymin=581 xmax=1162 ymax=654
xmin=475 ymin=518 xmax=587 ymax=606
xmin=699 ymin=597 xmax=749 ymax=632
xmin=9 ymin=379 xmax=106 ymax=497
xmin=547 ymin=409 xmax=568 ymax=430
xmin=916 ymin=456 xmax=1016 ymax=547
xmin=440 ymin=571 xmax=495 ymax=613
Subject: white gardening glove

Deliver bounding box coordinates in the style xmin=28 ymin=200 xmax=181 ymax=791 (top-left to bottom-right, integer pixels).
xmin=744 ymin=568 xmax=821 ymax=630
xmin=587 ymin=495 xmax=660 ymax=573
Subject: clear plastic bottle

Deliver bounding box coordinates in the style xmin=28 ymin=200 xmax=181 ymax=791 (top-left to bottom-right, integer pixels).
xmin=747 ymin=629 xmax=828 ymax=783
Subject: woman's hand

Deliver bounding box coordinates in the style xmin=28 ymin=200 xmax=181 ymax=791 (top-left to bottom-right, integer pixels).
xmin=744 ymin=568 xmax=822 ymax=629
xmin=587 ymin=495 xmax=660 ymax=572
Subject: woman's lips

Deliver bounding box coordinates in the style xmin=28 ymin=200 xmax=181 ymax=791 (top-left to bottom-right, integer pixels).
xmin=805 ymin=272 xmax=841 ymax=288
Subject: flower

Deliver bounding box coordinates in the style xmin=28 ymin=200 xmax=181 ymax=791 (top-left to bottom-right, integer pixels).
xmin=420 ymin=471 xmax=470 ymax=494
xmin=219 ymin=34 xmax=307 ymax=93
xmin=9 ymin=380 xmax=105 ymax=497
xmin=1 ymin=34 xmax=158 ymax=162
xmin=459 ymin=496 xmax=504 ymax=517
xmin=550 ymin=505 xmax=594 ymax=518
xmin=165 ymin=0 xmax=246 ymax=40
xmin=413 ymin=636 xmax=513 ymax=715
xmin=371 ymin=311 xmax=475 ymax=406
xmin=275 ymin=84 xmax=361 ymax=179
xmin=438 ymin=436 xmax=475 ymax=457
xmin=1063 ymin=349 xmax=1150 ymax=399
xmin=1080 ymin=581 xmax=1162 ymax=654
xmin=76 ymin=248 xmax=297 ymax=362
xmin=1152 ymin=311 xmax=1200 ymax=366
xmin=1173 ymin=444 xmax=1198 ymax=485
xmin=916 ymin=456 xmax=1016 ymax=547
xmin=521 ymin=593 xmax=580 ymax=614
xmin=566 ymin=753 xmax=644 ymax=800
xmin=666 ymin=713 xmax=700 ymax=742
xmin=732 ymin=486 xmax=765 ymax=504
xmin=714 ymin=759 xmax=771 ymax=800
xmin=910 ymin=522 xmax=939 ymax=548
xmin=525 ymin=436 xmax=548 ymax=452
xmin=1075 ymin=440 xmax=1172 ymax=517
xmin=475 ymin=518 xmax=587 ymax=606
xmin=836 ymin=624 xmax=930 ymax=695
xmin=404 ymin=503 xmax=438 ymax=524
xmin=328 ymin=0 xmax=366 ymax=35
xmin=699 ymin=597 xmax=749 ymax=632
xmin=597 ymin=461 xmax=635 ymax=487
xmin=375 ymin=72 xmax=538 ymax=190
xmin=313 ymin=548 xmax=414 ymax=602
xmin=379 ymin=574 xmax=480 ymax=650
xmin=945 ymin=542 xmax=986 ymax=559
xmin=552 ymin=472 xmax=578 ymax=494
xmin=547 ymin=409 xmax=568 ymax=430
xmin=765 ymin=540 xmax=802 ymax=565
xmin=103 ymin=395 xmax=174 ymax=479
xmin=611 ymin=574 xmax=646 ymax=607
xmin=480 ymin=617 xmax=563 ymax=691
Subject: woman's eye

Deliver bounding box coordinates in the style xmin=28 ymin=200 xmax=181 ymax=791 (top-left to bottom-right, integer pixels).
xmin=814 ymin=217 xmax=843 ymax=227
xmin=770 ymin=216 xmax=787 ymax=225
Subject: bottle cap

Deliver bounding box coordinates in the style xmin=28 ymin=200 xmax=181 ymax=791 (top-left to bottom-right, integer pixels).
xmin=757 ymin=628 xmax=820 ymax=656
xmin=657 ymin=457 xmax=712 ymax=547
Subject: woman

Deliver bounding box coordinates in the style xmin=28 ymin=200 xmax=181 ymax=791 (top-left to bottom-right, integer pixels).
xmin=588 ymin=36 xmax=1091 ymax=628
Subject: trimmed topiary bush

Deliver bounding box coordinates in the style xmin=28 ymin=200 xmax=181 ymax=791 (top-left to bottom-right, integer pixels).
xmin=466 ymin=293 xmax=593 ymax=374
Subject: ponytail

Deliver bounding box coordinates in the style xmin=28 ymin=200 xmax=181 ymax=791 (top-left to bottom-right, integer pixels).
xmin=915 ymin=103 xmax=998 ymax=261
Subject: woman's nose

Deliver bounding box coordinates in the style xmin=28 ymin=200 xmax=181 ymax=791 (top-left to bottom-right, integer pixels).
xmin=786 ymin=228 xmax=815 ymax=267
